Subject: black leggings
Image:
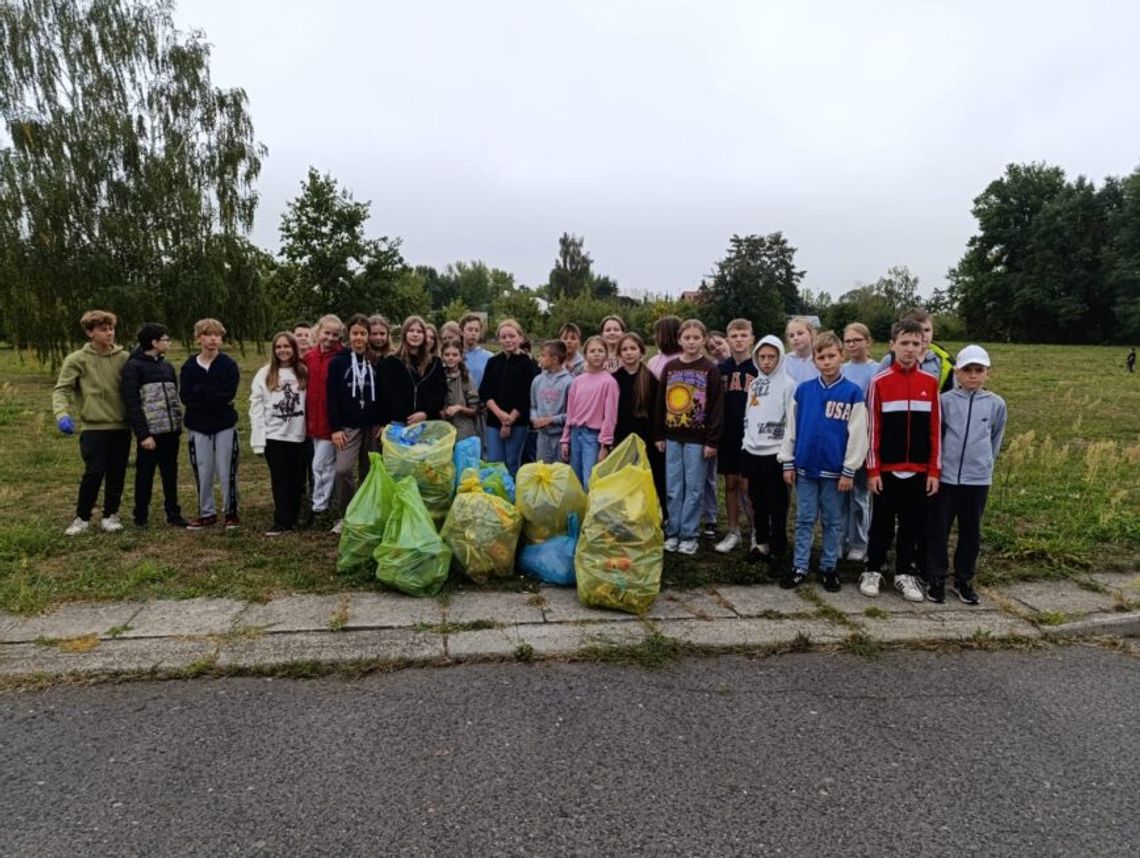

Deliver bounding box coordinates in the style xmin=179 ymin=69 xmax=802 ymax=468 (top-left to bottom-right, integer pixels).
xmin=743 ymin=452 xmax=788 ymax=556
xmin=76 ymin=430 xmax=131 ymax=520
xmin=265 ymin=439 xmax=309 ymax=530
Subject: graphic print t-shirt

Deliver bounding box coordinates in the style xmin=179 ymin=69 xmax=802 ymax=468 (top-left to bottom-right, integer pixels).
xmin=655 ymin=355 xmax=724 ymax=447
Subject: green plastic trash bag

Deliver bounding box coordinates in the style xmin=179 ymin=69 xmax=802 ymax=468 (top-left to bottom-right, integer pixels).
xmin=383 ymin=420 xmax=457 ymax=529
xmin=441 ymin=470 xmax=523 ymax=584
xmin=336 ymin=452 xmax=396 ymax=576
xmin=515 ymin=461 xmax=587 ymax=544
xmin=374 ymin=476 xmax=452 ymax=597
xmin=576 ymin=434 xmax=663 ymax=614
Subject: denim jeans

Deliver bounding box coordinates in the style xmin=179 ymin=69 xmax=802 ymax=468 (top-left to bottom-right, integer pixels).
xmin=843 ymin=467 xmax=872 ymax=553
xmin=702 ymin=456 xmax=718 ymax=524
xmin=569 ymin=426 xmax=601 ymax=489
xmin=665 ymin=440 xmax=706 ymax=540
xmin=484 ymin=424 xmax=529 ymax=478
xmin=793 ymin=474 xmax=844 ymax=571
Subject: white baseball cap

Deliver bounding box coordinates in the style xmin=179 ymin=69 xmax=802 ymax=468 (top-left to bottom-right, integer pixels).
xmin=955 ymin=344 xmax=991 ymax=369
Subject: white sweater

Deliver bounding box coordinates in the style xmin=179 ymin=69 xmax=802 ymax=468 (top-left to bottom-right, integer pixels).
xmin=249 ymin=366 xmax=308 ymax=453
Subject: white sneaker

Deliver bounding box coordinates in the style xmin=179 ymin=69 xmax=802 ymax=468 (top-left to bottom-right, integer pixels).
xmin=664 ymin=536 xmax=679 ymax=553
xmin=331 ymin=519 xmax=343 ymax=535
xmin=859 ymin=571 xmax=882 ymax=597
xmin=894 ymin=573 xmax=925 ymax=602
xmin=100 ymin=514 xmax=123 ymax=533
xmin=678 ymin=539 xmax=698 ymax=555
xmin=715 ymin=530 xmax=741 ymax=554
xmin=846 ymin=547 xmax=867 ymax=562
xmin=64 ymin=517 xmax=90 ymax=536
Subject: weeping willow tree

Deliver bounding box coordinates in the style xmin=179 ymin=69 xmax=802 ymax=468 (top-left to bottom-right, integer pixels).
xmin=0 ymin=0 xmax=268 ymax=363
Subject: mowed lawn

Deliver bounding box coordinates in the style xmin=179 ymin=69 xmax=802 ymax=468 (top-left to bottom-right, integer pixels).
xmin=0 ymin=342 xmax=1137 ymax=613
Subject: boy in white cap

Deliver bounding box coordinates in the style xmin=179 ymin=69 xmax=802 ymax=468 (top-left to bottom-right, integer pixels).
xmin=925 ymin=345 xmax=1007 ymax=604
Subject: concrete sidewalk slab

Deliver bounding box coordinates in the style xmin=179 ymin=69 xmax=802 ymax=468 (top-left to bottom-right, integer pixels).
xmin=239 ymin=595 xmax=349 ymax=634
xmin=0 ymin=612 xmax=18 ymax=638
xmin=538 ymin=586 xmax=639 ymax=623
xmin=345 ymin=592 xmax=443 ymax=630
xmin=122 ymin=598 xmax=246 ymax=638
xmin=445 ymin=591 xmax=544 ymax=626
xmin=504 ymin=621 xmax=647 ymax=658
xmin=1 ymin=602 xmax=142 ymax=643
xmin=445 ymin=627 xmax=517 ymax=660
xmin=646 ymin=590 xmax=738 ymax=621
xmin=0 ymin=637 xmax=215 ymax=677
xmin=1090 ymin=573 xmax=1140 ymax=597
xmin=863 ymin=612 xmax=1039 ymax=643
xmin=656 ymin=618 xmax=845 ymax=648
xmin=1052 ymin=611 xmax=1140 ymax=638
xmin=816 ymin=585 xmax=997 ymax=615
xmin=1003 ymin=581 xmax=1121 ymax=616
xmin=712 ymin=585 xmax=817 ymax=617
xmin=216 ymin=629 xmax=445 ymax=670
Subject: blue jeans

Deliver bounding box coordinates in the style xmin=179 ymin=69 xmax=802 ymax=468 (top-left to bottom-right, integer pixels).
xmin=569 ymin=426 xmax=600 ymax=488
xmin=702 ymin=456 xmax=718 ymax=524
xmin=484 ymin=425 xmax=529 ymax=478
xmin=793 ymin=474 xmax=844 ymax=572
xmin=665 ymin=440 xmax=706 ymax=540
xmin=843 ymin=468 xmax=871 ymax=553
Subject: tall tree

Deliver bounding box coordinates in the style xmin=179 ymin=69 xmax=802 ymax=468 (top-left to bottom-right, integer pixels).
xmin=275 ymin=167 xmax=407 ymax=322
xmin=702 ymin=233 xmax=804 ymax=333
xmin=548 ymin=232 xmax=594 ymax=299
xmin=1105 ymin=168 xmax=1140 ymax=342
xmin=0 ymin=0 xmax=266 ymax=361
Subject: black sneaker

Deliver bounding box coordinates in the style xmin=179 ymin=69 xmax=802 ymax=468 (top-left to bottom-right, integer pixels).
xmin=927 ymin=580 xmax=945 ymax=603
xmin=952 ymin=581 xmax=980 ymax=605
xmin=822 ymin=570 xmax=841 ymax=592
xmin=167 ymin=515 xmax=189 ymax=528
xmin=701 ymin=522 xmax=718 ymax=540
xmin=780 ymin=567 xmax=809 ymax=590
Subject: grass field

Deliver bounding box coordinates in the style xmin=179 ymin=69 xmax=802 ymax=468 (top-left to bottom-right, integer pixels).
xmin=1 ymin=342 xmax=1137 ymax=613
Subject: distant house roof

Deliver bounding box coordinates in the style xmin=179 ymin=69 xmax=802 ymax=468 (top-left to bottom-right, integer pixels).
xmin=680 ymin=289 xmax=704 ymax=303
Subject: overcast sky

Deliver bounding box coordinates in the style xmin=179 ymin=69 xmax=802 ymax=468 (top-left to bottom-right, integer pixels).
xmin=176 ymin=0 xmax=1140 ymax=299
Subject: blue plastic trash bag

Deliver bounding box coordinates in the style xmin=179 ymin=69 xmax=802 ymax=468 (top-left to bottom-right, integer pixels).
xmin=518 ymin=513 xmax=579 ymax=586
xmin=453 ymin=435 xmax=481 ymax=489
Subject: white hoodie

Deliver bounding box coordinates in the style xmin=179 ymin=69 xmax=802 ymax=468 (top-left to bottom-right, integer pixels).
xmin=249 ymin=366 xmax=308 ymax=453
xmin=741 ymin=335 xmax=795 ymax=456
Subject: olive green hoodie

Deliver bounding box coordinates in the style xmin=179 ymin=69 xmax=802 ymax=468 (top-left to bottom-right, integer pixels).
xmin=52 ymin=342 xmax=129 ymax=430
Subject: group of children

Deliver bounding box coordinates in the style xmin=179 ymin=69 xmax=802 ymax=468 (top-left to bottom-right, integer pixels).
xmin=53 ymin=306 xmax=1005 ymax=605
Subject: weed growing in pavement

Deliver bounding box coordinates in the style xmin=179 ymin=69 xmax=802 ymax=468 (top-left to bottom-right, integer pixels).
xmin=328 ymin=599 xmax=349 ymax=632
xmin=513 ymin=643 xmax=535 ymax=663
xmin=840 ymin=631 xmax=883 ymax=659
xmin=863 ymin=607 xmax=890 ymax=620
xmin=1033 ymin=611 xmax=1068 ymax=626
xmin=105 ymin=623 xmax=133 ymax=638
xmin=797 ymin=587 xmax=858 ymax=628
xmin=416 ymin=619 xmax=499 ymax=634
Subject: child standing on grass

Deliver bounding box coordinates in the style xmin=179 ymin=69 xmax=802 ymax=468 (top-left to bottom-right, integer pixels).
xmin=367 ymin=314 xmax=392 ymax=360
xmin=926 ymin=345 xmax=1006 ymax=605
xmin=741 ymin=335 xmax=795 ymax=564
xmin=784 ymin=316 xmax=819 ymax=386
xmin=714 ymin=319 xmax=757 ymax=554
xmin=863 ymin=319 xmax=941 ymax=602
xmin=181 ymin=318 xmax=241 ymax=530
xmin=839 ymin=322 xmax=879 ymax=562
xmin=559 ymin=323 xmax=586 ymax=377
xmin=303 ymin=314 xmax=343 ymax=525
xmin=531 ymin=340 xmax=573 ymax=464
xmin=655 ymin=319 xmax=724 ymax=556
xmin=121 ymin=322 xmax=185 ymax=529
xmin=561 ymin=336 xmax=619 ymax=486
xmin=613 ymin=333 xmax=665 ymax=507
xmin=778 ymin=332 xmax=868 ymax=592
xmin=647 ymin=315 xmax=682 ymax=380
xmin=440 ymin=340 xmax=482 ymax=442
xmin=250 ymin=332 xmax=309 ymax=536
xmin=600 ymin=315 xmax=627 ymax=374
xmin=461 ymin=314 xmax=494 ymax=389
xmin=53 ymin=310 xmax=131 ymax=536
xmin=479 ymin=319 xmax=539 ymax=477
xmin=292 ymin=322 xmax=313 ymax=359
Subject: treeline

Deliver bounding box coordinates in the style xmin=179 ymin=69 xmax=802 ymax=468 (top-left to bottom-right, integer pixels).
xmin=2 ymin=2 xmax=1136 ymax=365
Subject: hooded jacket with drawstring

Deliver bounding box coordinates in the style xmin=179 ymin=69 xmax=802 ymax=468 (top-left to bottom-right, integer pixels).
xmin=52 ymin=342 xmax=129 ymax=430
xmin=741 ymin=335 xmax=796 ymax=456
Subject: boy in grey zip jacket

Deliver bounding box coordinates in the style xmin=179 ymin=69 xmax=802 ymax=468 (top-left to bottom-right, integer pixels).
xmin=925 ymin=345 xmax=1007 ymax=604
xmin=530 ymin=341 xmax=573 ymax=463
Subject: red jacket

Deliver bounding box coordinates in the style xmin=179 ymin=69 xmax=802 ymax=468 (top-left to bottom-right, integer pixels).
xmin=303 ymin=343 xmax=342 ymax=439
xmin=865 ymin=360 xmax=941 ymax=479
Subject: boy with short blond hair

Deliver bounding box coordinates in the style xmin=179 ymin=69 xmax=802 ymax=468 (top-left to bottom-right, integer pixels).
xmin=180 ymin=318 xmax=241 ymax=530
xmin=714 ymin=319 xmax=757 ymax=553
xmin=531 ymin=339 xmax=573 ymax=463
xmin=778 ymin=331 xmax=868 ymax=591
xmin=53 ymin=310 xmax=131 ymax=535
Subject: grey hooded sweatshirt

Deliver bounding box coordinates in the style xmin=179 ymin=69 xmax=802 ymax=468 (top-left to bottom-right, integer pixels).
xmin=742 ymin=335 xmax=796 ymax=456
xmin=939 ymin=387 xmax=1007 ymax=486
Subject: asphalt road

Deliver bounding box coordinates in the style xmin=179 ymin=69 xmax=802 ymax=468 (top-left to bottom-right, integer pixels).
xmin=3 ymin=646 xmax=1137 ymax=857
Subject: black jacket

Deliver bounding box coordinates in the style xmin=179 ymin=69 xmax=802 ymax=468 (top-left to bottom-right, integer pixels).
xmin=121 ymin=349 xmax=182 ymax=440
xmin=327 ymin=350 xmax=384 ymax=431
xmin=479 ymin=351 xmax=539 ymax=427
xmin=380 ymin=354 xmax=447 ymax=424
xmin=180 ymin=352 xmax=239 ymax=434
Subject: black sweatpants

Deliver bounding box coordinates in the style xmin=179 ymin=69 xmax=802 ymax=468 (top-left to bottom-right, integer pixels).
xmin=926 ymin=483 xmax=989 ymax=585
xmin=265 ymin=439 xmax=308 ymax=531
xmin=867 ymin=472 xmax=927 ymax=575
xmin=76 ymin=429 xmax=132 ymax=520
xmin=744 ymin=451 xmax=788 ymax=556
xmin=133 ymin=432 xmax=182 ymax=525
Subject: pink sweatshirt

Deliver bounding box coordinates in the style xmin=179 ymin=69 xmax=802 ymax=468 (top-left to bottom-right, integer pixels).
xmin=561 ymin=370 xmax=620 ymax=446
xmin=647 ymin=351 xmax=680 ymax=380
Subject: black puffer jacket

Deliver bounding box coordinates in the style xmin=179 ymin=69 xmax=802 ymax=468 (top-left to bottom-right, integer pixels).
xmin=121 ymin=348 xmax=182 ymax=440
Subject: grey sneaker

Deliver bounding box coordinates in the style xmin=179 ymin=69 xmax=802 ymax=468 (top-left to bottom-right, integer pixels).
xmin=100 ymin=514 xmax=124 ymax=533
xmin=894 ymin=574 xmax=925 ymax=603
xmin=859 ymin=571 xmax=882 ymax=597
xmin=64 ymin=517 xmax=90 ymax=537
xmin=664 ymin=536 xmax=680 ymax=553
xmin=715 ymin=530 xmax=741 ymax=554
xmin=678 ymin=539 xmax=698 ymax=555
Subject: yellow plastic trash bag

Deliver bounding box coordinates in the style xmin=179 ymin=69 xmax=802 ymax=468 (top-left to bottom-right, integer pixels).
xmin=374 ymin=476 xmax=452 ymax=597
xmin=441 ymin=471 xmax=523 ymax=584
xmin=576 ymin=434 xmax=663 ymax=614
xmin=336 ymin=452 xmax=396 ymax=576
xmin=515 ymin=462 xmax=587 ymax=544
xmin=382 ymin=420 xmax=457 ymax=529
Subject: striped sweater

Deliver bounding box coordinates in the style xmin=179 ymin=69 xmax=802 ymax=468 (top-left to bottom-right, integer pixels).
xmin=865 ymin=360 xmax=941 ymax=478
